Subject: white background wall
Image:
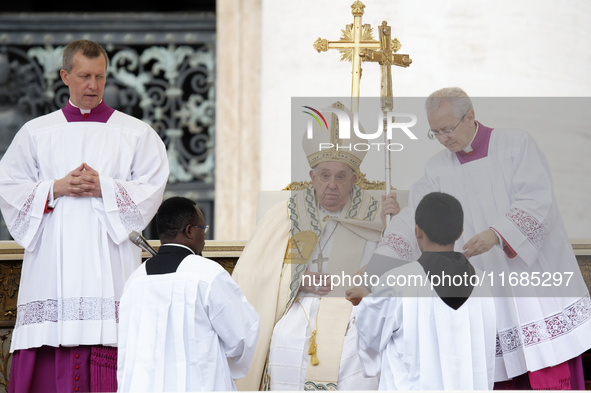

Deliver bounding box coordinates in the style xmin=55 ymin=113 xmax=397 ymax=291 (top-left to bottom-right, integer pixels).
xmin=259 ymin=0 xmax=591 ymax=238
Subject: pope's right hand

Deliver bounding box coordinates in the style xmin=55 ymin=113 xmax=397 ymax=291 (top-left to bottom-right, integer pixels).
xmin=300 ymin=271 xmax=331 ymax=296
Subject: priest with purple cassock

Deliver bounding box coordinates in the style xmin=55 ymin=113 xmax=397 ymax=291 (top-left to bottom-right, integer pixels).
xmin=378 ymin=87 xmax=591 ymax=390
xmin=0 ymin=40 xmax=169 ymax=392
xmin=232 ymin=101 xmax=399 ymax=391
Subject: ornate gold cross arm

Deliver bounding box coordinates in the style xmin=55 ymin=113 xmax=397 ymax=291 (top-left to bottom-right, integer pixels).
xmin=312 ymin=1 xmax=413 ymax=222
xmin=361 ymin=21 xmax=412 ymax=111
xmin=358 ymin=19 xmax=412 ymax=220
xmin=312 ymin=1 xmax=381 ymax=111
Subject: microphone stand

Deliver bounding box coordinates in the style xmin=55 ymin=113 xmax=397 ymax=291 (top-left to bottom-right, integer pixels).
xmin=128 ymin=230 xmax=158 ymax=257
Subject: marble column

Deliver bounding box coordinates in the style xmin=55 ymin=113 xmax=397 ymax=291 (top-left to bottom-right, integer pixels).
xmin=215 ymin=0 xmax=262 ymax=240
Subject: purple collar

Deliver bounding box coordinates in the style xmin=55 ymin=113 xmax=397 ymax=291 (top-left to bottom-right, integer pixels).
xmin=455 ymin=122 xmax=493 ymax=164
xmin=62 ymin=101 xmax=115 ymax=123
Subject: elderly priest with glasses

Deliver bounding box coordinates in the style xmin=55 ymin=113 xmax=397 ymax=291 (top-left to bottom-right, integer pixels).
xmin=377 ymin=87 xmax=591 ymax=390
xmin=232 ymin=101 xmax=400 ymax=391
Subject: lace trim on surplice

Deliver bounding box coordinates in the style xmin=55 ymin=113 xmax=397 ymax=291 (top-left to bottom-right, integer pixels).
xmin=505 ymin=207 xmax=549 ymax=249
xmin=495 ymin=295 xmax=591 ymax=357
xmin=114 ymin=181 xmax=144 ymax=233
xmin=11 ymin=183 xmax=40 ymax=244
xmin=378 ymin=233 xmax=414 ymax=261
xmin=15 ymin=297 xmax=120 ymax=328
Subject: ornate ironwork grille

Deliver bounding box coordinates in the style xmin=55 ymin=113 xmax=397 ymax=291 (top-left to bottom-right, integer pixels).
xmin=0 ymin=13 xmax=216 ymax=240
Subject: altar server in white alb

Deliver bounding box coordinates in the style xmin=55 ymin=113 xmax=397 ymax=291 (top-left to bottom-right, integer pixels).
xmin=0 ymin=40 xmax=169 ymax=393
xmin=378 ymin=87 xmax=591 ymax=390
xmin=117 ymin=197 xmax=260 ymax=392
xmin=357 ymin=192 xmax=497 ymax=390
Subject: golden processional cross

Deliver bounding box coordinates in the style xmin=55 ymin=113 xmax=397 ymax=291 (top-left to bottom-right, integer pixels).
xmin=362 ymin=21 xmax=411 ymax=222
xmin=313 ymin=1 xmax=411 ymax=113
xmin=362 ymin=21 xmax=412 ymax=112
xmin=313 ymin=1 xmax=379 ymax=112
xmin=313 ymin=1 xmax=412 ymax=222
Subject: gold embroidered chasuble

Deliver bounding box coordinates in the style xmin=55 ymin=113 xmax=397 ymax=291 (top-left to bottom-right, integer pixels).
xmin=232 ymin=185 xmax=383 ymax=391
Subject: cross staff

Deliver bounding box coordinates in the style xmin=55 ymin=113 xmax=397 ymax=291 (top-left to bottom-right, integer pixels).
xmin=361 ymin=21 xmax=412 ymax=222
xmin=314 ymin=1 xmax=412 ymax=223
xmin=361 ymin=21 xmax=411 ymax=109
xmin=313 ymin=0 xmax=380 ymax=112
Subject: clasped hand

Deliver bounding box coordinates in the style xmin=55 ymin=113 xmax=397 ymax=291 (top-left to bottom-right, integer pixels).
xmin=54 ymin=163 xmax=102 ymax=198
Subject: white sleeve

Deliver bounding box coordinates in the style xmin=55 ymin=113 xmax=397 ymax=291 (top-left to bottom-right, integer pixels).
xmin=356 ymin=286 xmax=401 ymax=377
xmin=206 ymin=270 xmax=261 ymax=380
xmin=490 ymin=132 xmax=554 ymax=265
xmin=0 ymin=126 xmax=52 ymax=249
xmin=376 ymin=172 xmax=439 ymax=262
xmin=95 ymin=127 xmax=169 ymax=244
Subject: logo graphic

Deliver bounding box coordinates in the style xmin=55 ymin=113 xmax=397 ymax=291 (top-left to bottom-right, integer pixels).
xmin=302 ymin=106 xmax=328 ymax=130
xmin=301 ymin=104 xmax=419 ymax=152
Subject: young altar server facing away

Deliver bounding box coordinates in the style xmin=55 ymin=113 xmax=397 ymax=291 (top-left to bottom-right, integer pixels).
xmin=117 ymin=197 xmax=260 ymax=392
xmin=356 ymin=192 xmax=497 ymax=390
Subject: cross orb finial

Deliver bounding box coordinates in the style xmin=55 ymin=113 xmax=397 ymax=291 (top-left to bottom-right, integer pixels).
xmin=351 ymin=1 xmax=366 ymax=16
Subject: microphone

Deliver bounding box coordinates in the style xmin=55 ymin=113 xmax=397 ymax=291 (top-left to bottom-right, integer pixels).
xmin=128 ymin=230 xmax=158 ymax=256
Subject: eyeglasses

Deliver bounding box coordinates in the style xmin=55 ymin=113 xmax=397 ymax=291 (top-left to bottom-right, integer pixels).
xmin=427 ymin=114 xmax=465 ymax=140
xmin=194 ymin=225 xmax=209 ymax=234
xmin=180 ymin=224 xmax=209 ymax=234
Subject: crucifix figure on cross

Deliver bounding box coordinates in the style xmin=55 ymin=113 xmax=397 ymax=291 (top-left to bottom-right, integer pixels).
xmin=361 ymin=20 xmax=411 ymax=224
xmin=361 ymin=21 xmax=412 ymax=112
xmin=310 ymin=251 xmax=329 ymax=273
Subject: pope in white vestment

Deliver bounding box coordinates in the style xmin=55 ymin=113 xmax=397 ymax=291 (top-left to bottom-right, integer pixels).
xmin=232 ymin=102 xmax=398 ymax=391
xmin=378 ymin=88 xmax=591 ymax=389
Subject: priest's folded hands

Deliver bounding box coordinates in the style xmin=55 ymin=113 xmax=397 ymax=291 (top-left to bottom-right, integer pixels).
xmin=53 ymin=162 xmax=102 ymax=198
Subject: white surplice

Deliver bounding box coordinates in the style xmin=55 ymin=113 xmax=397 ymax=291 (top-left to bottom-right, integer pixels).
xmin=356 ymin=261 xmax=497 ymax=390
xmin=117 ymin=253 xmax=260 ymax=392
xmin=0 ymin=107 xmax=169 ymax=351
xmin=377 ymin=126 xmax=591 ymax=380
